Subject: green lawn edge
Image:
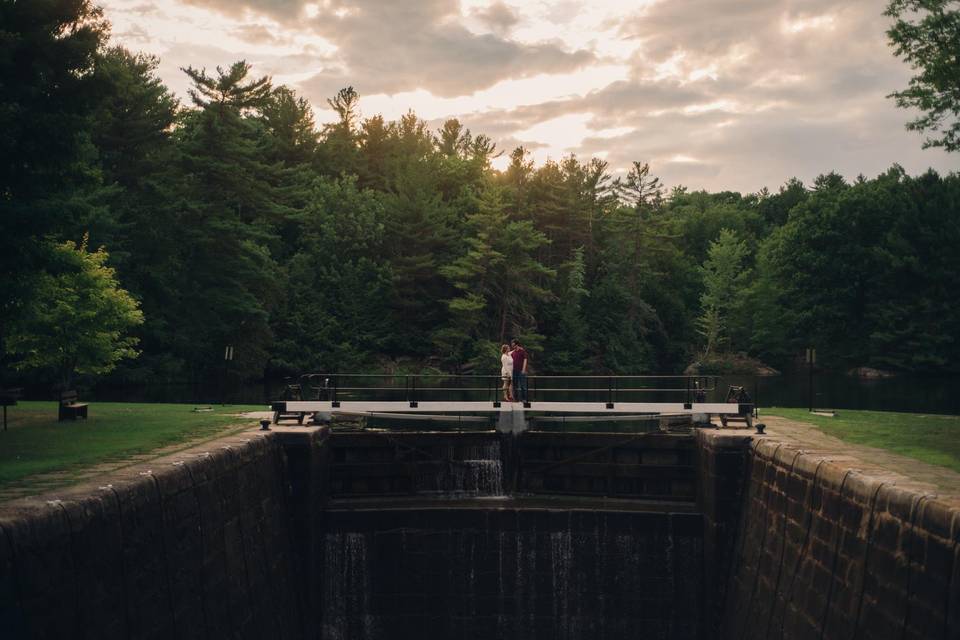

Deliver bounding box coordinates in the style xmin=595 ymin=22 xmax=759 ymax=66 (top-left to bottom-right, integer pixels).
xmin=0 ymin=401 xmax=266 ymax=487
xmin=762 ymin=407 xmax=960 ymax=474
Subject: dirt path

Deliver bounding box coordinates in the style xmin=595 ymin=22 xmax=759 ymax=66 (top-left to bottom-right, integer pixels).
xmin=758 ymin=414 xmax=960 ymax=505
xmin=0 ymin=419 xmax=258 ymax=503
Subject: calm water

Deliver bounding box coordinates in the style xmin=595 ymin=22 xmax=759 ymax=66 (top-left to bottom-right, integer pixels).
xmin=80 ymin=371 xmax=960 ymax=415
xmin=720 ymin=372 xmax=960 ymax=415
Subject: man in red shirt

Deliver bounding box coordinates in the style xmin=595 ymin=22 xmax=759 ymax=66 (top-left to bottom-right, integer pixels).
xmin=510 ymin=339 xmax=529 ymax=403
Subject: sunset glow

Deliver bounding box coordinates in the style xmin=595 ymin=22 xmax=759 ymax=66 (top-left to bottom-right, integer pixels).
xmin=102 ymin=0 xmax=954 ymax=191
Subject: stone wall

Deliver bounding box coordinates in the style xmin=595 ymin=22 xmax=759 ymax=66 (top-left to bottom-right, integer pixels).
xmin=518 ymin=432 xmax=697 ymax=500
xmin=5 ymin=421 xmax=959 ymax=640
xmin=721 ymin=435 xmax=960 ymax=640
xmin=0 ymin=430 xmax=314 ymax=640
xmin=696 ymin=430 xmax=753 ymax=634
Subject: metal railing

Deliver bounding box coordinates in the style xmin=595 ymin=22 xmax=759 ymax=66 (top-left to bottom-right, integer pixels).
xmin=279 ymin=373 xmax=720 ymax=407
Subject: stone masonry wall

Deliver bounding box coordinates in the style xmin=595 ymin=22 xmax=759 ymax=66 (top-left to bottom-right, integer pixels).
xmin=696 ymin=430 xmax=753 ymax=634
xmin=0 ymin=430 xmax=314 ymax=640
xmin=721 ymin=435 xmax=960 ymax=640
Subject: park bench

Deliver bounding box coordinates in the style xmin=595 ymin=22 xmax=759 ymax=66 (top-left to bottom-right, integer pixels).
xmin=1 ymin=388 xmax=22 ymax=431
xmin=58 ymin=389 xmax=89 ymax=422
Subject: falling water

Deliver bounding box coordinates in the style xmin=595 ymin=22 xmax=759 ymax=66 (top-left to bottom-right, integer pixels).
xmin=321 ymin=533 xmax=378 ymax=640
xmin=429 ymin=442 xmax=503 ymax=496
xmin=551 ymin=530 xmax=573 ymax=639
xmin=318 ymin=511 xmax=701 ymax=639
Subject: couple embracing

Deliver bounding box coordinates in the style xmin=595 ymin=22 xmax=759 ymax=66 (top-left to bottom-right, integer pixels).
xmin=499 ymin=339 xmax=529 ymax=403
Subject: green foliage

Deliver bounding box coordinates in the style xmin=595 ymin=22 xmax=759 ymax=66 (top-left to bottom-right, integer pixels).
xmin=5 ymin=239 xmax=143 ymax=387
xmin=4 ymin=1 xmax=960 ymax=393
xmin=547 ymin=247 xmax=590 ymax=373
xmin=696 ymin=229 xmax=751 ymax=357
xmin=91 ymin=47 xmax=179 ymax=189
xmin=271 ymin=176 xmax=391 ymax=373
xmin=886 ymin=0 xmax=960 ymax=151
xmin=753 ymin=168 xmax=960 ymax=371
xmin=0 ymin=0 xmax=109 ymax=341
xmin=169 ymin=62 xmax=289 ymax=378
xmin=437 ymin=185 xmax=554 ymax=370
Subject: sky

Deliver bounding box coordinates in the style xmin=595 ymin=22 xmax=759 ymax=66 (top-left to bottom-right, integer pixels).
xmin=101 ymin=0 xmax=956 ymax=193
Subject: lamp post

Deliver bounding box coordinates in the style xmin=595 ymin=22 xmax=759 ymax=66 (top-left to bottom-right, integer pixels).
xmin=806 ymin=347 xmax=816 ymax=412
xmin=222 ymin=345 xmax=234 ymax=406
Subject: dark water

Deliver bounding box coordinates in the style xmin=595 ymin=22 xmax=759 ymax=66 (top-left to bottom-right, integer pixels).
xmin=720 ymin=372 xmax=960 ymax=415
xmin=76 ymin=372 xmax=960 ymax=415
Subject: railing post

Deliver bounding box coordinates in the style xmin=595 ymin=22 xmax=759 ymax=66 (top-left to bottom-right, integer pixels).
xmin=331 ymin=375 xmax=339 ymax=408
xmin=410 ymin=375 xmax=418 ymax=408
xmin=606 ymin=376 xmax=614 ymax=409
xmin=754 ymin=376 xmax=759 ymax=419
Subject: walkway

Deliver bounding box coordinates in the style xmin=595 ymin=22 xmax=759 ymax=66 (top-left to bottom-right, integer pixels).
xmin=0 ymin=420 xmax=256 ymax=503
xmin=757 ymin=414 xmax=960 ymax=506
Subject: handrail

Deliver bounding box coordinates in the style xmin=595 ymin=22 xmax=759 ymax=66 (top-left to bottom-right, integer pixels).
xmin=299 ymin=373 xmax=720 ymax=388
xmin=283 ymin=372 xmax=720 ymax=406
xmin=315 ymin=386 xmax=716 ymax=393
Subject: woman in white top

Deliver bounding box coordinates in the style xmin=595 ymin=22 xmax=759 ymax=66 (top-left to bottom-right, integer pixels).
xmin=500 ymin=344 xmax=514 ymax=402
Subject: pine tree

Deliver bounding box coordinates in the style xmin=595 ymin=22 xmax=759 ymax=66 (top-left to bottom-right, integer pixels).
xmin=696 ymin=229 xmax=751 ymax=358
xmin=437 ymin=185 xmax=554 ymax=370
xmin=172 ymin=61 xmax=286 ymax=379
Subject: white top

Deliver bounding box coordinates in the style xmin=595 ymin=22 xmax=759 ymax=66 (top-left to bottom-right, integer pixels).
xmin=500 ymin=353 xmax=513 ymax=377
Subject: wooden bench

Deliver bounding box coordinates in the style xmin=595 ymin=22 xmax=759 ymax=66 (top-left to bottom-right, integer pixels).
xmin=59 ymin=390 xmax=89 ymax=421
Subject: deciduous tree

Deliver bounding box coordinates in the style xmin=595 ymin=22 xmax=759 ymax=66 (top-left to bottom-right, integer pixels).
xmin=886 ymin=0 xmax=960 ymax=151
xmin=5 ymin=238 xmax=143 ymax=388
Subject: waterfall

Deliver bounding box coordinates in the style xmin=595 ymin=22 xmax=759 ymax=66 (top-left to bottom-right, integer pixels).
xmin=427 ymin=442 xmax=503 ymax=496
xmin=321 ymin=532 xmax=377 ymax=640
xmin=318 ymin=512 xmax=702 ymax=639
xmin=551 ymin=530 xmax=574 ymax=639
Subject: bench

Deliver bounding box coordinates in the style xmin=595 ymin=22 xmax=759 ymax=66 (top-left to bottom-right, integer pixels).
xmin=59 ymin=390 xmax=89 ymax=421
xmin=0 ymin=388 xmax=22 ymax=431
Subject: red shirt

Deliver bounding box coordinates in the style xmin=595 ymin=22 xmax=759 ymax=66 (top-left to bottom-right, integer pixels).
xmin=511 ymin=347 xmax=527 ymax=372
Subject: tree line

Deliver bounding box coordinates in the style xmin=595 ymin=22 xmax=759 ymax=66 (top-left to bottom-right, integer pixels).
xmin=2 ymin=1 xmax=959 ymax=391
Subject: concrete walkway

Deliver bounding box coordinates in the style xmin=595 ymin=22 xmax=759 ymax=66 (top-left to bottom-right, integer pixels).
xmin=756 ymin=414 xmax=960 ymax=506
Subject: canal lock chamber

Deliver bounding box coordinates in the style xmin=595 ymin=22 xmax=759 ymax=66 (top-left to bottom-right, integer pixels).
xmin=2 ymin=425 xmax=957 ymax=640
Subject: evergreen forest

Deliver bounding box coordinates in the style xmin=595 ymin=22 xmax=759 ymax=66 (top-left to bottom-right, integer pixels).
xmin=3 ymin=2 xmax=960 ymax=394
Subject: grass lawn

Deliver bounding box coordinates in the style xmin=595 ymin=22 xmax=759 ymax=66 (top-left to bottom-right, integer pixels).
xmin=0 ymin=401 xmax=265 ymax=487
xmin=762 ymin=407 xmax=960 ymax=473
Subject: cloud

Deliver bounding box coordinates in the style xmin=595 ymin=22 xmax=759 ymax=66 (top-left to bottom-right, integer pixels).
xmin=179 ymin=0 xmax=596 ymax=97
xmin=114 ymin=23 xmax=153 ymax=43
xmin=180 ymin=0 xmax=304 ymax=21
xmin=98 ymin=0 xmax=957 ymax=192
xmin=230 ymin=23 xmax=289 ymax=45
xmin=470 ymin=2 xmax=520 ymax=32
xmin=541 ymin=1 xmax=584 ymax=25
xmin=120 ymin=2 xmax=162 ymax=16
